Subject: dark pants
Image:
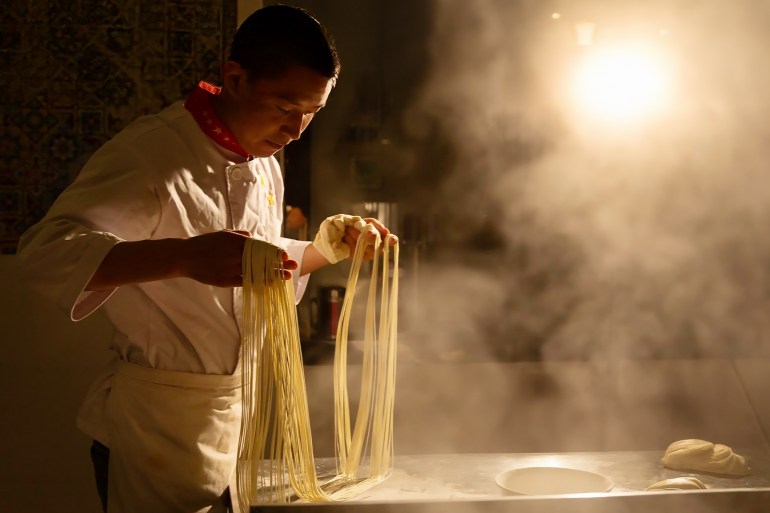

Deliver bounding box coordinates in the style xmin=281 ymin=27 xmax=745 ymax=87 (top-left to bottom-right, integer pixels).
xmin=89 ymin=440 xmax=233 ymax=512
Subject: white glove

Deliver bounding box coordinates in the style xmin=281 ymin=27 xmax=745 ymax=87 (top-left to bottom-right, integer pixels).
xmin=312 ymin=214 xmax=369 ymax=264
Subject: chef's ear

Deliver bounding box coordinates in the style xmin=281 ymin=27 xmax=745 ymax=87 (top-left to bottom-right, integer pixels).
xmin=221 ymin=61 xmax=248 ymax=97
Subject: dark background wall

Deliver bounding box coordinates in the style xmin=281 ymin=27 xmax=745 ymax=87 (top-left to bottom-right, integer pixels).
xmin=0 ymin=0 xmax=237 ymax=254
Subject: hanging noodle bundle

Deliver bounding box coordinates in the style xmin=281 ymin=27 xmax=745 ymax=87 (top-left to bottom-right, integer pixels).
xmin=237 ymin=227 xmax=399 ymax=509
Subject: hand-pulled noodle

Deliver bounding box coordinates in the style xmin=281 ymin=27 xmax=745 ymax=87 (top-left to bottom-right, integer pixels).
xmin=237 ymin=230 xmax=398 ymax=509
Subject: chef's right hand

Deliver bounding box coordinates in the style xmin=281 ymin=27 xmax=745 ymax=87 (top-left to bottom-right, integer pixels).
xmin=87 ymin=230 xmax=296 ymax=291
xmin=180 ymin=230 xmax=297 ymax=287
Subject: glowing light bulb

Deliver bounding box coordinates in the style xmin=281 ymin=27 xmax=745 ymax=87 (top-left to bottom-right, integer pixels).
xmin=571 ymin=45 xmax=672 ymax=123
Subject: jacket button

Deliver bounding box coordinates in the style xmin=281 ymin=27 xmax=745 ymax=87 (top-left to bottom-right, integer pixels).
xmin=230 ymin=168 xmax=243 ymax=180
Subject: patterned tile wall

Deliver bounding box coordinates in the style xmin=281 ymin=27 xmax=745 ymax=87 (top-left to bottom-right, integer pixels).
xmin=0 ymin=0 xmax=236 ymax=254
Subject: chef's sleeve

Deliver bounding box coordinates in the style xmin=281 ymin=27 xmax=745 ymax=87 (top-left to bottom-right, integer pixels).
xmin=277 ymin=237 xmax=311 ymax=303
xmin=17 ymin=139 xmax=160 ymax=321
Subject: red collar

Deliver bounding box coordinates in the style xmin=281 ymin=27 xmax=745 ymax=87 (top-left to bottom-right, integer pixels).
xmin=184 ymin=81 xmax=250 ymax=158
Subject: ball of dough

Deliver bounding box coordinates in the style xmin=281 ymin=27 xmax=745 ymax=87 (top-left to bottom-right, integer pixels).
xmin=646 ymin=476 xmax=707 ymax=491
xmin=661 ymin=439 xmax=750 ymax=477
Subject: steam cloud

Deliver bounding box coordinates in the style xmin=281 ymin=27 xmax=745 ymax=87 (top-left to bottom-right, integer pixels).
xmin=400 ymin=0 xmax=770 ymax=362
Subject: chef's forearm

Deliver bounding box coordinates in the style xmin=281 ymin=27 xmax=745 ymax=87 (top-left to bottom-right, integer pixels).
xmin=299 ymin=244 xmax=331 ymax=276
xmin=86 ymin=238 xmax=184 ymax=290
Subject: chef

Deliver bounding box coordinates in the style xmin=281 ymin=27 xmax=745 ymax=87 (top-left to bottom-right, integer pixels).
xmin=17 ymin=5 xmax=390 ymax=512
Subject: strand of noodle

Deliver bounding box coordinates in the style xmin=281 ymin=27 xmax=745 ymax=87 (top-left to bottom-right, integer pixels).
xmin=370 ymin=235 xmax=398 ymax=474
xmin=320 ymin=228 xmax=398 ymax=499
xmin=381 ymin=235 xmax=399 ymax=473
xmin=341 ymin=233 xmax=381 ymax=480
xmin=332 ymin=232 xmax=370 ymax=473
xmin=238 ymin=240 xmax=299 ymax=507
xmin=328 ymin=231 xmax=400 ymax=499
xmin=351 ymin=232 xmax=398 ymax=494
xmin=370 ymin=237 xmax=390 ymax=474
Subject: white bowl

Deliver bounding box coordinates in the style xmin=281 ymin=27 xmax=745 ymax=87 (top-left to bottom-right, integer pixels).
xmin=495 ymin=466 xmax=614 ymax=495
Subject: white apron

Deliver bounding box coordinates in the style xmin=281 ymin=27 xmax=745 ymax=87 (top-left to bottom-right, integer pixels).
xmin=105 ymin=360 xmax=243 ymax=513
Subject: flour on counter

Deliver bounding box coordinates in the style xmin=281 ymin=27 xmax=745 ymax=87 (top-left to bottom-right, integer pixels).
xmin=355 ymin=467 xmax=491 ymax=502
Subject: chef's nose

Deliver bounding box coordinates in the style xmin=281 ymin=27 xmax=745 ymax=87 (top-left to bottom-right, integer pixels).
xmin=281 ymin=112 xmax=304 ymax=141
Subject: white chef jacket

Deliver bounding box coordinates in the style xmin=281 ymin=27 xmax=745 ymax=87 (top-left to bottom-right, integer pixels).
xmin=17 ymin=94 xmax=311 ymax=446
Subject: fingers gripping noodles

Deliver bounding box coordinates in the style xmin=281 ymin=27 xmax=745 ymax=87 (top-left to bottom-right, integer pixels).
xmin=237 ymin=228 xmax=398 ymax=508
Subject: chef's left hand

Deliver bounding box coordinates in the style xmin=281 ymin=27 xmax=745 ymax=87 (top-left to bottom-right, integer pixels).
xmin=342 ymin=217 xmax=397 ymax=261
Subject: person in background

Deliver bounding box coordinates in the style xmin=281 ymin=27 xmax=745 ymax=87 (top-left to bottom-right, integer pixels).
xmin=17 ymin=5 xmax=390 ymax=512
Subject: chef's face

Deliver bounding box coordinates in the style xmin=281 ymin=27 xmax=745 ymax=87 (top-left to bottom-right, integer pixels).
xmin=223 ymin=63 xmax=333 ymax=158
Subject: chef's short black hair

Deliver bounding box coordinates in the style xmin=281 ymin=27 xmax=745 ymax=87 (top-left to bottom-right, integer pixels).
xmin=229 ymin=4 xmax=340 ymax=84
